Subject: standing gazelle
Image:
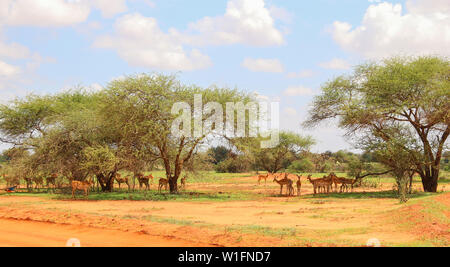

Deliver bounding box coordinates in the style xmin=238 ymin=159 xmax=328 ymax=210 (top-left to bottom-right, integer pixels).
xmin=115 ymin=173 xmax=130 ymax=191
xmin=329 ymin=173 xmax=345 ymax=192
xmin=339 ymin=178 xmax=357 ymax=193
xmin=295 ymin=175 xmax=302 ymax=196
xmin=158 ymin=178 xmax=169 ymax=193
xmin=273 ymin=173 xmax=294 ymax=196
xmin=137 ymin=173 xmax=153 ymax=191
xmin=257 ymin=173 xmax=271 ymax=185
xmin=307 ymin=175 xmax=332 ymax=195
xmin=71 ymin=180 xmax=93 ymax=199
xmin=180 ymin=176 xmax=187 ymax=191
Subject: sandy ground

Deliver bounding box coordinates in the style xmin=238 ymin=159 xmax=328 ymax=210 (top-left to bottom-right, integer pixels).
xmin=0 ymin=219 xmax=204 ymax=247
xmin=0 ymin=176 xmax=448 ymax=247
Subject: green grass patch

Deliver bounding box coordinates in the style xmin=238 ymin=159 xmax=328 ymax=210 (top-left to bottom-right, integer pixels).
xmin=228 ymin=225 xmax=298 ymax=238
xmin=51 ymin=189 xmax=258 ymax=202
xmin=302 ymin=190 xmax=438 ymax=200
xmin=115 ymin=171 xmax=253 ymax=185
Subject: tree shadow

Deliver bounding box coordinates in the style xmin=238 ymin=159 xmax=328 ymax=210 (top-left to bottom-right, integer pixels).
xmin=302 ymin=190 xmax=439 ymax=200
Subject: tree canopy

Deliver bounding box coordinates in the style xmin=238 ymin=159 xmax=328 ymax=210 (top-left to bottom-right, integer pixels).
xmin=305 ymin=56 xmax=449 ymax=192
xmin=233 ymin=131 xmax=315 ymax=174
xmin=0 ymin=74 xmax=251 ymax=193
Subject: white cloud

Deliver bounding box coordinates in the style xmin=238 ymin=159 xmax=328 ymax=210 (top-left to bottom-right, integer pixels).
xmin=0 ymin=61 xmax=20 ymax=77
xmin=242 ymin=58 xmax=284 ymax=73
xmin=269 ymin=5 xmax=294 ymax=24
xmin=283 ymin=86 xmax=314 ymax=97
xmin=332 ymin=1 xmax=450 ymax=59
xmin=0 ymin=0 xmax=148 ymax=28
xmin=176 ymin=0 xmax=284 ymax=47
xmin=89 ymin=0 xmax=128 ymax=18
xmin=132 ymin=0 xmax=156 ymax=8
xmin=94 ymin=1 xmax=286 ymax=71
xmin=286 ymin=70 xmax=315 ymax=79
xmin=406 ymin=0 xmax=450 ymax=15
xmin=0 ymin=40 xmax=31 ymax=60
xmin=0 ymin=0 xmax=91 ymax=27
xmin=0 ymin=26 xmax=51 ymax=72
xmin=319 ymin=58 xmax=351 ymax=70
xmin=94 ymin=13 xmax=212 ymax=71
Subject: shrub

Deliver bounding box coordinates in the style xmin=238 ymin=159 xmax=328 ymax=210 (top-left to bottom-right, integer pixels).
xmin=357 ymin=178 xmax=382 ymax=189
xmin=288 ymin=159 xmax=314 ymax=173
xmin=216 ymin=157 xmax=250 ymax=173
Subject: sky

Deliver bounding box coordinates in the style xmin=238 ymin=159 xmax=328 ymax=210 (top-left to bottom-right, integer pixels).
xmin=0 ymin=0 xmax=449 ymax=152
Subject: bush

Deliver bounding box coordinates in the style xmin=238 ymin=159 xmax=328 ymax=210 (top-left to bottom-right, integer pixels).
xmin=216 ymin=157 xmax=250 ymax=173
xmin=357 ymin=178 xmax=382 ymax=189
xmin=288 ymin=159 xmax=314 ymax=173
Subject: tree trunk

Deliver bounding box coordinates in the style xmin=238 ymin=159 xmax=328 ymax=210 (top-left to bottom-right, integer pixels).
xmin=97 ymin=173 xmax=115 ymax=192
xmin=169 ymin=176 xmax=179 ymax=194
xmin=421 ymin=173 xmax=439 ymax=193
xmin=408 ymin=175 xmax=413 ymax=194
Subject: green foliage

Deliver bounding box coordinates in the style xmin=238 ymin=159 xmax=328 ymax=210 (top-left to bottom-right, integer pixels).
xmin=0 ymin=74 xmax=250 ymax=193
xmin=81 ymin=145 xmax=119 ymax=176
xmin=288 ymin=158 xmax=315 ymax=173
xmin=102 ymin=73 xmax=250 ymax=191
xmin=208 ymin=146 xmax=231 ymax=165
xmin=216 ymin=156 xmax=251 ymax=173
xmin=305 ymin=56 xmax=450 ymax=193
xmin=234 ymin=131 xmax=315 ymax=174
xmin=359 ymin=178 xmax=382 ymax=189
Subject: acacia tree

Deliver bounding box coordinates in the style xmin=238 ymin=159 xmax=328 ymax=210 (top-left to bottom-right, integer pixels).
xmin=103 ymin=74 xmax=249 ymax=193
xmin=233 ymin=131 xmax=315 ymax=174
xmin=305 ymin=56 xmax=449 ymax=192
xmin=0 ymin=91 xmax=127 ymax=192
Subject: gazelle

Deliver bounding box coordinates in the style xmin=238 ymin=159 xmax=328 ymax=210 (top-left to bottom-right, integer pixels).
xmin=158 ymin=178 xmax=169 ymax=193
xmin=257 ymin=173 xmax=271 ymax=185
xmin=180 ymin=176 xmax=187 ymax=191
xmin=319 ymin=176 xmax=333 ymax=194
xmin=295 ymin=175 xmax=302 ymax=196
xmin=138 ymin=174 xmax=153 ymax=190
xmin=329 ymin=173 xmax=345 ymax=192
xmin=115 ymin=173 xmax=130 ymax=190
xmin=339 ymin=178 xmax=357 ymax=193
xmin=71 ymin=180 xmax=93 ymax=199
xmin=273 ymin=173 xmax=294 ymax=196
xmin=307 ymin=175 xmax=332 ymax=195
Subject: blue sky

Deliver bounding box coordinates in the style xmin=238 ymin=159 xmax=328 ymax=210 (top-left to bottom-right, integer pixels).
xmin=0 ymin=0 xmax=448 ymax=152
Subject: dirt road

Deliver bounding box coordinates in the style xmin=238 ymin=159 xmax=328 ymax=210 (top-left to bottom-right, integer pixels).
xmin=0 ymin=218 xmax=205 ymax=247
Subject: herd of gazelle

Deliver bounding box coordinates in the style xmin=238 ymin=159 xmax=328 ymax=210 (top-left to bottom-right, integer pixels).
xmin=3 ymin=172 xmax=187 ymax=199
xmin=71 ymin=174 xmax=188 ymax=199
xmin=259 ymin=172 xmax=358 ymax=196
xmin=113 ymin=173 xmax=186 ymax=193
xmin=6 ymin=171 xmax=356 ymax=199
